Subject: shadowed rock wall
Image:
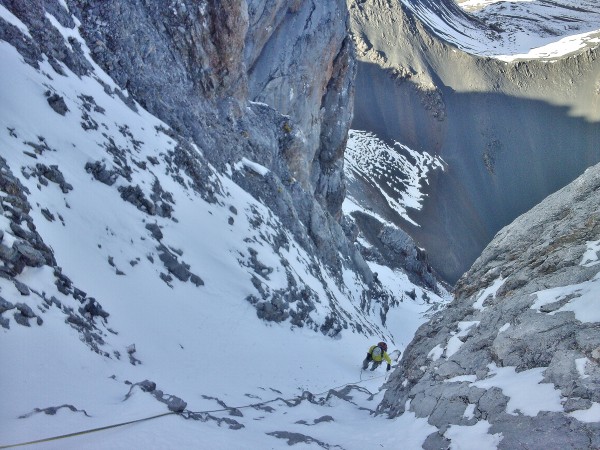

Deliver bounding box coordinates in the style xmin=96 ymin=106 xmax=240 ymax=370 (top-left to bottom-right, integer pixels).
xmin=348 ymin=0 xmax=600 ymax=283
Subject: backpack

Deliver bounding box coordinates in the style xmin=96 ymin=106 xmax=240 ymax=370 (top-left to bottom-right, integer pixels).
xmin=371 ymin=346 xmax=382 ymax=359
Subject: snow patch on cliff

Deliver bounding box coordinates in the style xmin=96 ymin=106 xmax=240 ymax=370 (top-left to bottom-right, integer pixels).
xmin=344 ymin=130 xmax=444 ymax=226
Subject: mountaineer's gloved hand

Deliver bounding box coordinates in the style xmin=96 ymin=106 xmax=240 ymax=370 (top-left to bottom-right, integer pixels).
xmin=386 ymin=364 xmax=391 ymax=371
xmin=366 ymin=353 xmax=372 ymax=361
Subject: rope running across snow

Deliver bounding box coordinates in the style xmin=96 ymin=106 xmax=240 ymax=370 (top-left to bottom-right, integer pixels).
xmin=0 ymin=373 xmax=388 ymax=449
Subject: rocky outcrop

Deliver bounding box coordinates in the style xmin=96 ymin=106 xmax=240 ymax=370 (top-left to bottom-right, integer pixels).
xmin=0 ymin=0 xmax=440 ymax=338
xmin=1 ymin=0 xmax=355 ymax=270
xmin=0 ymin=155 xmax=113 ymax=353
xmin=348 ymin=0 xmax=600 ymax=283
xmin=379 ymin=162 xmax=600 ymax=449
xmin=50 ymin=0 xmax=356 ymax=276
xmin=246 ymin=1 xmax=355 ymax=218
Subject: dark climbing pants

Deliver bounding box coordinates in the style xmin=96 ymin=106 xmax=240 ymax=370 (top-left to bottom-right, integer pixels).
xmin=362 ymin=357 xmax=381 ymax=371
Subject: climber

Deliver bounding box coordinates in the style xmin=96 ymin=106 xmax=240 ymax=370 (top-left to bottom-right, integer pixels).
xmin=362 ymin=341 xmax=392 ymax=371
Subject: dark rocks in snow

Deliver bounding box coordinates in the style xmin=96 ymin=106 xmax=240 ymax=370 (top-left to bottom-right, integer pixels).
xmin=102 ymin=137 xmax=133 ymax=182
xmin=254 ymin=297 xmax=290 ymax=323
xmin=78 ymin=94 xmax=105 ymax=114
xmin=44 ymin=295 xmax=61 ymax=308
xmin=13 ymin=312 xmax=31 ymax=327
xmin=150 ymin=179 xmax=174 ymax=218
xmin=157 ymin=244 xmax=190 ymax=282
xmin=12 ymin=302 xmax=41 ymax=327
xmin=160 ymin=272 xmax=173 ymax=286
xmin=85 ymin=161 xmax=119 ymax=186
xmin=46 ymin=93 xmax=69 ymax=115
xmin=13 ymin=241 xmax=46 ymax=268
xmin=247 ymin=248 xmax=273 ymax=279
xmin=156 ymin=244 xmax=203 ymax=287
xmin=32 ymin=163 xmax=73 ymax=193
xmin=127 ymin=344 xmax=141 ymax=366
xmin=125 ymin=379 xmax=187 ymax=413
xmin=73 ymin=288 xmax=86 ymax=303
xmin=314 ymin=415 xmax=334 ymax=424
xmin=10 ymin=222 xmax=35 ymax=241
xmin=153 ymin=390 xmax=187 ymax=413
xmin=190 ymin=274 xmax=204 ymax=287
xmin=54 ymin=268 xmax=73 ymax=295
xmin=146 ymin=223 xmax=163 ymax=241
xmin=137 ymin=379 xmax=157 ymax=393
xmin=266 ymin=431 xmax=333 ymax=448
xmin=79 ymin=298 xmax=109 ymax=321
xmin=119 ymin=185 xmax=155 ymax=215
xmin=14 ymin=279 xmax=30 ymax=295
xmin=40 ymin=207 xmax=55 ymax=221
xmin=183 ymin=410 xmax=244 ymax=430
xmin=23 ymin=138 xmax=53 ymax=156
xmin=19 ymin=404 xmax=91 ymax=419
xmin=80 ymin=111 xmax=98 ymax=131
xmin=113 ymin=172 xmax=173 ymax=219
xmin=15 ymin=303 xmax=35 ymax=318
xmin=0 ymin=296 xmax=15 ymax=314
xmin=201 ymin=394 xmax=243 ymax=417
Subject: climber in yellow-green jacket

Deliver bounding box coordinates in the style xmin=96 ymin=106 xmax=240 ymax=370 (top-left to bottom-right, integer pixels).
xmin=362 ymin=341 xmax=392 ymax=371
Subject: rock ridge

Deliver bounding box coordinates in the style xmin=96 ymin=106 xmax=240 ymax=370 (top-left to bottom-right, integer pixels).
xmin=379 ymin=162 xmax=600 ymax=449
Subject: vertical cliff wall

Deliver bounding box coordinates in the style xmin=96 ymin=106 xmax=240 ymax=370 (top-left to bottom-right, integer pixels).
xmin=42 ymin=0 xmax=359 ymax=275
xmin=348 ymin=0 xmax=600 ymax=283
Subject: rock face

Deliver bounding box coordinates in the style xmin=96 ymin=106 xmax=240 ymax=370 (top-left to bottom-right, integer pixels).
xmin=1 ymin=0 xmax=347 ymax=266
xmin=379 ymin=162 xmax=600 ymax=449
xmin=55 ymin=0 xmax=356 ymax=274
xmin=0 ymin=0 xmax=442 ymax=337
xmin=246 ymin=1 xmax=355 ymax=217
xmin=348 ymin=0 xmax=600 ymax=283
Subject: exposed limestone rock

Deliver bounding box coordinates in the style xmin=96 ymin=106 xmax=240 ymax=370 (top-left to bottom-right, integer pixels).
xmin=379 ymin=163 xmax=600 ymax=448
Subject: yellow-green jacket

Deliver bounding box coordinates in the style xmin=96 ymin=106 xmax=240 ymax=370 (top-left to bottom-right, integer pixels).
xmin=368 ymin=345 xmax=392 ymax=364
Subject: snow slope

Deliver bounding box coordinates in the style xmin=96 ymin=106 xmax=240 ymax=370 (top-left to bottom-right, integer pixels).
xmin=403 ymin=0 xmax=600 ymax=60
xmin=0 ymin=6 xmax=451 ymax=449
